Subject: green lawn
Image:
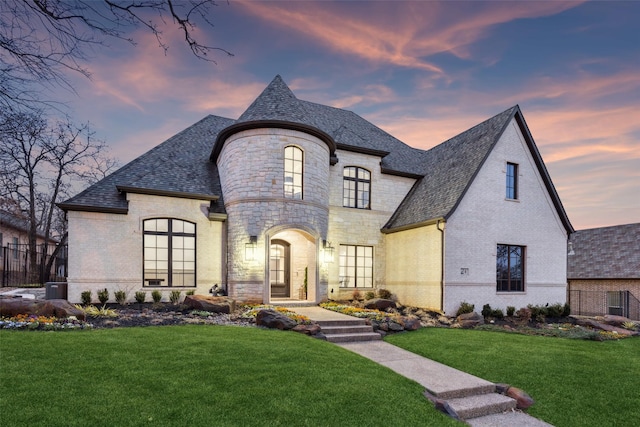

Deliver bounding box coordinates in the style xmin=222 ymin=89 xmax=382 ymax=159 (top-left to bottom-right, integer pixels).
xmin=0 ymin=326 xmax=459 ymax=427
xmin=386 ymin=328 xmax=640 ymax=427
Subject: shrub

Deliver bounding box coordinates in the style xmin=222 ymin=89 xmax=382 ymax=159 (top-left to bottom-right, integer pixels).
xmin=377 ymin=289 xmax=392 ymax=299
xmin=80 ymin=291 xmax=92 ymax=305
xmin=546 ymin=303 xmax=565 ymax=318
xmin=364 ymin=291 xmax=375 ymax=300
xmin=152 ymin=290 xmax=162 ymax=303
xmin=456 ymin=301 xmax=475 ymax=316
xmin=516 ymin=307 xmax=532 ymax=322
xmin=114 ymin=290 xmax=127 ymax=305
xmin=169 ymin=290 xmax=181 ymax=304
xmin=134 ymin=291 xmax=146 ymax=304
xmin=506 ymin=306 xmax=516 ymax=317
xmin=351 ymin=289 xmax=362 ymax=301
xmin=97 ymin=288 xmax=109 ymax=305
xmin=562 ymin=302 xmax=571 ymax=317
xmin=481 ymin=304 xmax=492 ymax=318
xmin=528 ymin=304 xmax=546 ymax=321
xmin=186 ymin=289 xmax=195 ymax=296
xmin=491 ymin=309 xmax=504 ymax=319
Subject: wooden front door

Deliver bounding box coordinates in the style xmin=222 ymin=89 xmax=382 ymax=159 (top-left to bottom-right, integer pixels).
xmin=270 ymin=240 xmax=290 ymax=298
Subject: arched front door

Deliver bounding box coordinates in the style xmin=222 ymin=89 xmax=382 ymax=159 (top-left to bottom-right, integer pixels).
xmin=270 ymin=239 xmax=290 ymax=298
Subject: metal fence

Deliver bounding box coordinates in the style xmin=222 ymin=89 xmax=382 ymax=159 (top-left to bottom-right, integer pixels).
xmin=569 ymin=289 xmax=640 ymax=320
xmin=1 ymin=243 xmax=67 ymax=287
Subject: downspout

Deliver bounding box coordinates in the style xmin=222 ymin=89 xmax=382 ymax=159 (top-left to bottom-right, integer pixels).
xmin=437 ymin=220 xmax=445 ymax=313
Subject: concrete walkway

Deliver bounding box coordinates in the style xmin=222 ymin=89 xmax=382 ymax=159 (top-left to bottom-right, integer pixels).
xmin=294 ymin=307 xmax=553 ymax=427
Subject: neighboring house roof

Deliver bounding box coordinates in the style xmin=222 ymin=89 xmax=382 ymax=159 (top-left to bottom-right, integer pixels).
xmin=58 ymin=75 xmax=573 ymax=234
xmin=568 ymin=223 xmax=640 ymax=279
xmin=0 ymin=210 xmax=49 ymax=241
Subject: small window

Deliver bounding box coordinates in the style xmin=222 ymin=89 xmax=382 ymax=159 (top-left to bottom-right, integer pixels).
xmin=339 ymin=245 xmax=373 ymax=288
xmin=506 ymin=162 xmax=518 ymax=200
xmin=343 ymin=167 xmax=371 ymax=209
xmin=143 ymin=219 xmax=195 ymax=287
xmin=496 ymin=244 xmax=524 ymax=292
xmin=284 ymin=146 xmax=303 ymax=200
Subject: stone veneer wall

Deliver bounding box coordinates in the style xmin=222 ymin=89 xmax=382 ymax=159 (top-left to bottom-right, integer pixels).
xmin=325 ymin=150 xmax=416 ymax=300
xmin=217 ymin=128 xmax=330 ymax=302
xmin=443 ymin=118 xmax=568 ymax=315
xmin=66 ymin=193 xmax=224 ymax=304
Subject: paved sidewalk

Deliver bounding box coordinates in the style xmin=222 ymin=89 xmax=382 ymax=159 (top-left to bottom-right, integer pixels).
xmin=294 ymin=306 xmax=553 ymax=426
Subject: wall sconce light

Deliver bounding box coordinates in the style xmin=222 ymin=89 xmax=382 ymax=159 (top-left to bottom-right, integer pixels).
xmin=323 ymin=239 xmax=334 ymax=263
xmin=567 ymin=242 xmax=575 ymax=256
xmin=245 ymin=235 xmax=258 ymax=261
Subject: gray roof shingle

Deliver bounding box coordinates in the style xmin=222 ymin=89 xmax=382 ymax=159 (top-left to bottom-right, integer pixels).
xmin=568 ymin=223 xmax=640 ymax=279
xmin=59 ymin=76 xmax=572 ymax=234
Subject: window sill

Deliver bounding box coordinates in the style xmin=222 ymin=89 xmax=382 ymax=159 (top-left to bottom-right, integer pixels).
xmin=504 ymin=198 xmax=520 ymax=203
xmin=496 ymin=291 xmax=526 ymax=295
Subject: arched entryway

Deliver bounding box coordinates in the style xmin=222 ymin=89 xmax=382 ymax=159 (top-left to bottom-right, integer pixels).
xmin=267 ymin=228 xmax=318 ymax=302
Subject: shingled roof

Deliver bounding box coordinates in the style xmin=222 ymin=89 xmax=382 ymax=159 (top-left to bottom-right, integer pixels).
xmin=59 ymin=75 xmax=572 ymax=234
xmin=58 ymin=115 xmax=234 ymax=213
xmin=568 ymin=223 xmax=640 ymax=279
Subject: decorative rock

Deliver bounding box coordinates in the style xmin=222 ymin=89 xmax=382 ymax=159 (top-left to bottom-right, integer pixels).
xmin=292 ymin=323 xmax=321 ymax=335
xmin=183 ymin=295 xmax=235 ymax=313
xmin=363 ymin=298 xmax=397 ymax=311
xmin=388 ymin=321 xmax=404 ymax=332
xmin=0 ymin=298 xmax=85 ymax=320
xmin=256 ymin=309 xmax=297 ymax=330
xmin=506 ymin=386 xmax=535 ymax=410
xmin=575 ymin=318 xmax=635 ymax=336
xmin=603 ymin=314 xmax=630 ymax=327
xmin=495 ymin=383 xmax=510 ymax=394
xmin=456 ymin=312 xmax=485 ymax=328
xmin=437 ymin=315 xmax=453 ymax=326
xmin=402 ymin=317 xmax=421 ymax=331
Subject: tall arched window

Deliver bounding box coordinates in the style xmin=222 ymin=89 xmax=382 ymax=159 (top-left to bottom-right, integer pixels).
xmin=343 ymin=166 xmax=371 ymax=209
xmin=143 ymin=218 xmax=196 ymax=287
xmin=284 ymin=146 xmax=303 ymax=200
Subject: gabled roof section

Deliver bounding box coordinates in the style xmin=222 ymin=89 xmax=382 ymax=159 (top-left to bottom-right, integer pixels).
xmin=0 ymin=210 xmax=48 ymax=239
xmin=58 ymin=115 xmax=234 ymax=214
xmin=568 ymin=223 xmax=640 ymax=279
xmin=383 ymin=106 xmax=573 ymax=233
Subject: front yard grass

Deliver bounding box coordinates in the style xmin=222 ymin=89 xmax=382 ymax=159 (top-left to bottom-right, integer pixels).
xmin=0 ymin=325 xmax=459 ymax=427
xmin=386 ymin=328 xmax=640 ymax=427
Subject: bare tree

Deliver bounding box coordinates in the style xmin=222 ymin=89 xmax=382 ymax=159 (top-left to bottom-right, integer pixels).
xmin=0 ymin=109 xmax=117 ymax=282
xmin=0 ymin=0 xmax=232 ymax=109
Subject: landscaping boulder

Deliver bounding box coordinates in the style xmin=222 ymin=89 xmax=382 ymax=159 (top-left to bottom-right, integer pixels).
xmin=506 ymin=386 xmax=535 ymax=410
xmin=603 ymin=314 xmax=631 ymax=327
xmin=364 ymin=298 xmax=396 ymax=311
xmin=575 ymin=318 xmax=636 ymax=336
xmin=0 ymin=297 xmax=85 ymax=320
xmin=256 ymin=309 xmax=297 ymax=330
xmin=402 ymin=317 xmax=422 ymax=331
xmin=183 ymin=295 xmax=235 ymax=314
xmin=292 ymin=323 xmax=321 ymax=336
xmin=456 ymin=312 xmax=484 ymax=328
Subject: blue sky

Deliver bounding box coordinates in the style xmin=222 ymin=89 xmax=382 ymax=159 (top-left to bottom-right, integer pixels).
xmin=56 ymin=0 xmax=639 ymax=230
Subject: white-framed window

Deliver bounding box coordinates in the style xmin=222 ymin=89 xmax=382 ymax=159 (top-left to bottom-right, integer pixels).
xmin=143 ymin=218 xmax=195 ymax=287
xmin=339 ymin=244 xmax=373 ymax=288
xmin=343 ymin=166 xmax=371 ymax=209
xmin=284 ymin=146 xmax=303 ymax=199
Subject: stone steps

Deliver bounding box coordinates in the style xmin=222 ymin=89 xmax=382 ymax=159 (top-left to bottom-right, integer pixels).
xmin=446 ymin=392 xmax=516 ymax=420
xmin=316 ymin=319 xmax=381 ymax=343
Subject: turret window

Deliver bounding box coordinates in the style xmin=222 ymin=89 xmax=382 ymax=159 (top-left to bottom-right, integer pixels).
xmin=284 ymin=146 xmax=303 ymax=200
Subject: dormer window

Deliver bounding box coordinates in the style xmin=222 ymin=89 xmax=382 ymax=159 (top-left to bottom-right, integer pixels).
xmin=506 ymin=162 xmax=518 ymax=200
xmin=284 ymin=146 xmax=303 ymax=200
xmin=343 ymin=166 xmax=370 ymax=209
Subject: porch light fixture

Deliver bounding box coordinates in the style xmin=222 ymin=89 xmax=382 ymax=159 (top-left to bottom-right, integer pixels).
xmin=322 ymin=240 xmax=335 ymax=263
xmin=568 ymin=242 xmax=575 ymax=256
xmin=245 ymin=235 xmax=258 ymax=261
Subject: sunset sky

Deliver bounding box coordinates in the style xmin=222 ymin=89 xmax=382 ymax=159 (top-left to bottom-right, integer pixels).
xmin=55 ymin=0 xmax=639 ymax=230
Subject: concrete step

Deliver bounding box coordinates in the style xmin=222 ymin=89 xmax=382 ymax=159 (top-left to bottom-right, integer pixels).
xmin=467 ymin=410 xmax=554 ymax=426
xmin=316 ymin=319 xmax=368 ymax=327
xmin=324 ymin=332 xmax=382 ymax=343
xmin=320 ymin=324 xmax=375 ymax=334
xmin=446 ymin=393 xmax=516 ymax=420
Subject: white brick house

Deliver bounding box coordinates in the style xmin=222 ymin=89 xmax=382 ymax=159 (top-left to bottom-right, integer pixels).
xmin=59 ymin=76 xmax=573 ymax=314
